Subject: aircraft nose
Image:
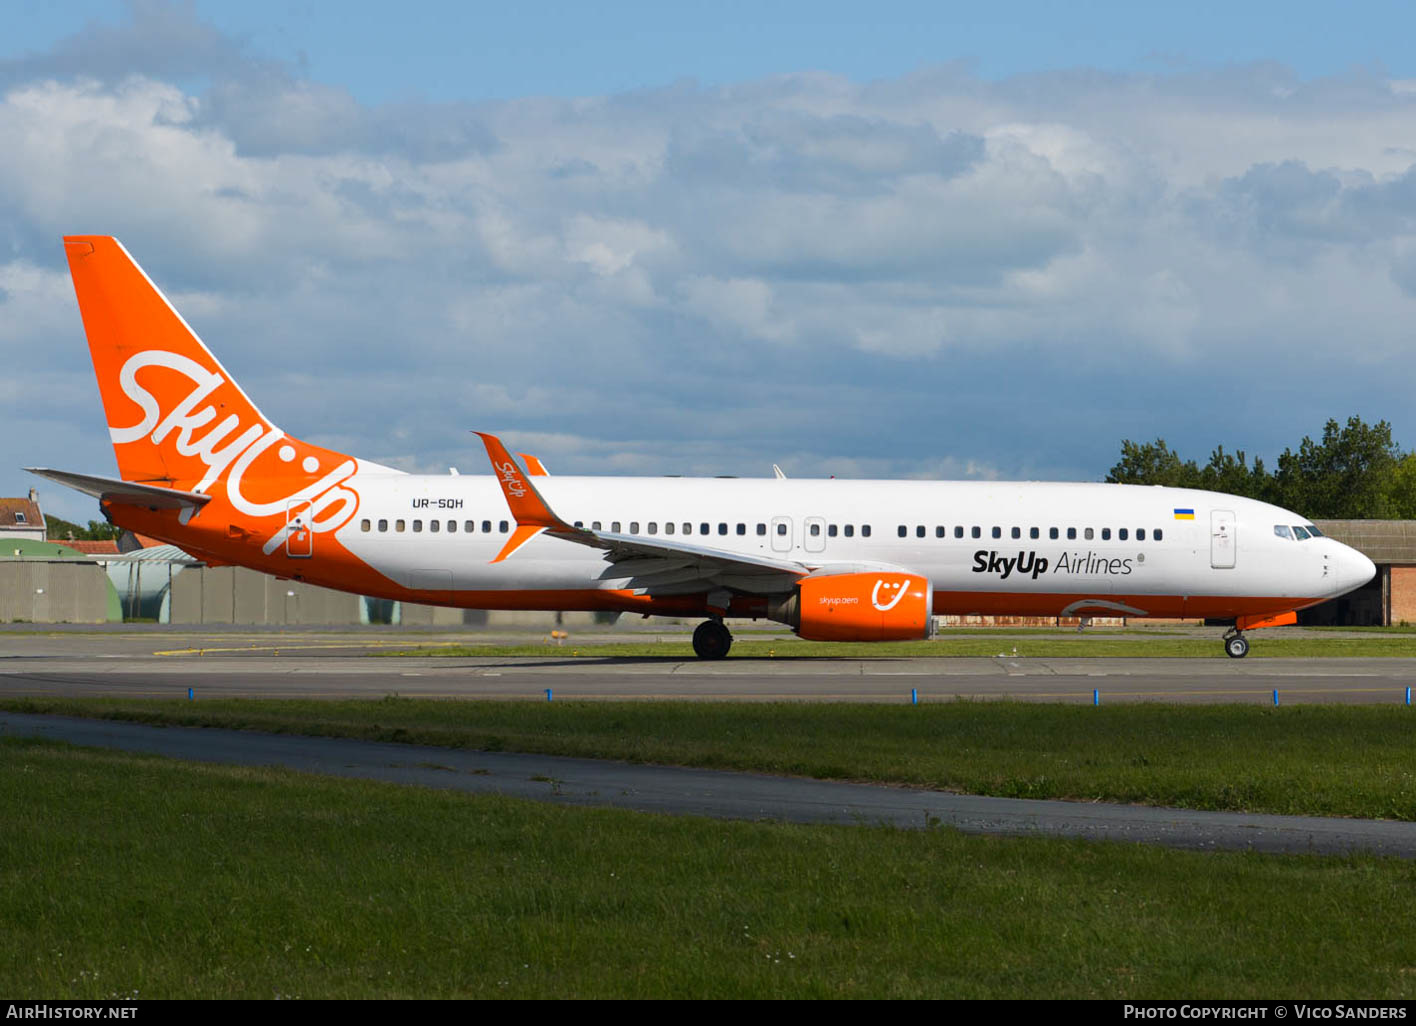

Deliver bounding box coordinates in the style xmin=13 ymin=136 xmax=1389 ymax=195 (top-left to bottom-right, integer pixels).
xmin=1332 ymin=543 xmax=1376 ymax=596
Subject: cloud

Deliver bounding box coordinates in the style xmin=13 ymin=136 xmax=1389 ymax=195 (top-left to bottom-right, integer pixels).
xmin=7 ymin=2 xmax=1416 ymax=522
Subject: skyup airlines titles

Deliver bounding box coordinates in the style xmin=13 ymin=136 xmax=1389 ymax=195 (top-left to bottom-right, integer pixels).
xmin=971 ymin=549 xmax=1135 ymax=580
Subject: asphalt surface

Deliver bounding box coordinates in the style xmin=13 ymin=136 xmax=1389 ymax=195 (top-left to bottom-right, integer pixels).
xmin=6 ymin=711 xmax=1415 ymax=857
xmin=1 ymin=625 xmax=1415 ymax=703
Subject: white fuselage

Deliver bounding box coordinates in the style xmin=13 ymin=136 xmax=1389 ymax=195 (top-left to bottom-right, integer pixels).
xmin=328 ymin=474 xmax=1375 ymax=619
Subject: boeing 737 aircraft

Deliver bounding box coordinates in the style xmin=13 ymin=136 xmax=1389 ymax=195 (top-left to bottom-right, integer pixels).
xmin=29 ymin=237 xmax=1377 ymax=658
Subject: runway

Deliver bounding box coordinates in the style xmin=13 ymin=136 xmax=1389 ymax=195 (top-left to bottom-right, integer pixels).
xmin=2 ymin=626 xmax=1415 ymax=703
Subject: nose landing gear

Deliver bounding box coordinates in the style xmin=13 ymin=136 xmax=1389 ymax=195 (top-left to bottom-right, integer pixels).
xmin=692 ymin=618 xmax=733 ymax=660
xmin=1223 ymin=629 xmax=1250 ymax=659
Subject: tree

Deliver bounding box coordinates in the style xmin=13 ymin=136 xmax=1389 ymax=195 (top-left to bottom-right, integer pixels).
xmin=1273 ymin=417 xmax=1402 ymax=518
xmin=1106 ymin=439 xmax=1200 ymax=488
xmin=1107 ymin=417 xmax=1406 ymax=518
xmin=1196 ymin=445 xmax=1272 ymax=502
xmin=43 ymin=514 xmax=122 ymax=542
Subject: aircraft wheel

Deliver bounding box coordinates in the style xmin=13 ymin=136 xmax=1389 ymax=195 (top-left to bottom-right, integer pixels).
xmin=1224 ymin=634 xmax=1250 ymax=659
xmin=692 ymin=620 xmax=733 ymax=660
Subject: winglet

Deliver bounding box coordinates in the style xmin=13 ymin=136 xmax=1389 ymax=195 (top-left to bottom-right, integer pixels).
xmin=475 ymin=432 xmax=574 ymax=562
xmin=518 ymin=452 xmax=549 ymax=476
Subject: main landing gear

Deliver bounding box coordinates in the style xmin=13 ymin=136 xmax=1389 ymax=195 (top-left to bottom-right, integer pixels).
xmin=1223 ymin=629 xmax=1250 ymax=659
xmin=692 ymin=618 xmax=733 ymax=660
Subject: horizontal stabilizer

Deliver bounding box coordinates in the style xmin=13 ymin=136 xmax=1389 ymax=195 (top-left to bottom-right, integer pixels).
xmin=25 ymin=467 xmax=212 ymax=511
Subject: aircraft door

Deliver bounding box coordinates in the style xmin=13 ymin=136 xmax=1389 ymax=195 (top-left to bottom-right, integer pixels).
xmin=804 ymin=516 xmax=826 ymax=553
xmin=771 ymin=516 xmax=793 ymax=553
xmin=285 ymin=500 xmax=313 ymax=558
xmin=1210 ymin=510 xmax=1236 ymax=569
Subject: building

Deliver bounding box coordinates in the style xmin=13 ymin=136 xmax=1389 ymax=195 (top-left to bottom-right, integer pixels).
xmin=1306 ymin=521 xmax=1416 ymax=626
xmin=0 ymin=490 xmax=46 ymax=544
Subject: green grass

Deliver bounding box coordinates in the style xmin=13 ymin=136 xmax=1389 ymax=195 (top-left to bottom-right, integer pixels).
xmin=378 ymin=636 xmax=1416 ymax=658
xmin=4 ymin=737 xmax=1415 ymax=999
xmin=7 ymin=698 xmax=1415 ymax=820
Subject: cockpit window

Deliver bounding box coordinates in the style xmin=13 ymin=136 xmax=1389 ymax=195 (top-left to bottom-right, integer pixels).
xmin=1306 ymin=525 xmax=1324 ymax=537
xmin=1292 ymin=525 xmax=1312 ymax=540
xmin=1274 ymin=525 xmax=1293 ymax=540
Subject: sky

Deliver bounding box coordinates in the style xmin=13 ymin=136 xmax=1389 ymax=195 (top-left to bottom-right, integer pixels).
xmin=5 ymin=1 xmax=1416 ymax=522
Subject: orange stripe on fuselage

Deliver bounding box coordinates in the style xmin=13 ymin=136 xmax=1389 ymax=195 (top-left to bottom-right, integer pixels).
xmin=930 ymin=590 xmax=1322 ymax=621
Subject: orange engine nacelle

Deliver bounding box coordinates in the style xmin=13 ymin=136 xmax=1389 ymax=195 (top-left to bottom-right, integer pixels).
xmin=770 ymin=572 xmax=935 ymax=642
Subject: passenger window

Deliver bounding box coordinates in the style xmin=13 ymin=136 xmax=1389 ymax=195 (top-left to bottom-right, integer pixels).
xmin=898 ymin=525 xmax=907 ymax=538
xmin=612 ymin=521 xmax=621 ymax=532
xmin=1049 ymin=527 xmax=1058 ymax=540
xmin=413 ymin=520 xmax=423 ymax=533
xmin=862 ymin=525 xmax=871 ymax=538
xmin=647 ymin=523 xmax=657 ymax=535
xmin=1084 ymin=528 xmax=1093 ymax=540
xmin=591 ymin=521 xmax=602 ymax=531
xmin=1118 ymin=528 xmax=1127 ymax=541
xmin=759 ymin=524 xmax=768 ymax=536
xmin=630 ymin=522 xmax=640 ymax=534
xmin=1136 ymin=528 xmax=1144 ymax=541
xmin=665 ymin=523 xmax=675 ymax=535
xmin=482 ymin=520 xmax=492 ymax=533
xmin=429 ymin=520 xmax=440 ymax=533
xmin=573 ymin=521 xmax=582 ymax=529
xmin=463 ymin=520 xmax=473 ymax=533
xmin=777 ymin=523 xmax=787 ymax=535
xmin=845 ymin=525 xmax=855 ymax=537
xmin=378 ymin=519 xmax=388 ymax=532
xmin=448 ymin=521 xmax=457 ymax=533
xmin=828 ymin=525 xmax=838 ymax=537
xmin=1030 ymin=527 xmax=1039 ymax=539
xmin=936 ymin=526 xmax=945 ymax=538
xmin=810 ymin=523 xmax=821 ymax=536
xmin=1011 ymin=527 xmax=1021 ymax=540
xmin=396 ymin=520 xmax=406 ymax=533
xmin=916 ymin=526 xmax=925 ymax=538
xmin=1155 ymin=528 xmax=1163 ymax=541
xmin=701 ymin=523 xmax=710 ymax=535
xmin=971 ymin=526 xmax=981 ymax=539
xmin=1067 ymin=528 xmax=1076 ymax=540
xmin=499 ymin=521 xmax=509 ymax=533
xmin=1101 ymin=528 xmax=1111 ymax=541
xmin=955 ymin=526 xmax=964 ymax=539
xmin=683 ymin=523 xmax=692 ymax=535
xmin=361 ymin=519 xmax=371 ymax=532
xmin=737 ymin=524 xmax=746 ymax=535
xmin=992 ymin=527 xmax=1002 ymax=539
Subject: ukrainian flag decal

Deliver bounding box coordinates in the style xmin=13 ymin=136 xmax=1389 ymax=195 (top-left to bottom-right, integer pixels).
xmin=1173 ymin=508 xmax=1195 ymax=520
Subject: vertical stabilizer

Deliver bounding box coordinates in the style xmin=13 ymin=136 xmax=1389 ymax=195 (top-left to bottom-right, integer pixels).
xmin=63 ymin=235 xmax=279 ymax=487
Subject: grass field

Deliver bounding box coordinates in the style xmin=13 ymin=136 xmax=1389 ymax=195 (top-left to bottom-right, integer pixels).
xmin=6 ymin=697 xmax=1414 ymax=820
xmin=4 ymin=736 xmax=1415 ymax=999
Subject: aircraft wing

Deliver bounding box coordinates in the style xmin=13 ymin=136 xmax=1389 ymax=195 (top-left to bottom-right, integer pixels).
xmin=25 ymin=467 xmax=212 ymax=511
xmin=474 ymin=433 xmax=808 ymax=600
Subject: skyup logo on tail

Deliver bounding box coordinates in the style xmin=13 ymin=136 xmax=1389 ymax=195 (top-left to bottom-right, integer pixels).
xmin=112 ymin=349 xmax=360 ymax=553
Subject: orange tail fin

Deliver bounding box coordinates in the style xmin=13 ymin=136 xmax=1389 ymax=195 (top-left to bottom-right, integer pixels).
xmin=63 ymin=236 xmax=284 ymax=488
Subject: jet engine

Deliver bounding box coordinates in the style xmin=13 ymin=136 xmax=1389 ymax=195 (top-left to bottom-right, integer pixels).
xmin=768 ymin=571 xmax=935 ymax=642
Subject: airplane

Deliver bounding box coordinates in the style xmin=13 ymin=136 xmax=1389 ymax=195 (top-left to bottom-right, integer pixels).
xmin=28 ymin=236 xmax=1377 ymax=659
